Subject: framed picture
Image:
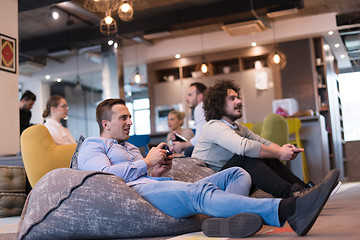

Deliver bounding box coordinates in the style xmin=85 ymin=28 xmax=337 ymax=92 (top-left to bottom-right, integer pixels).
xmin=0 ymin=34 xmax=16 ymax=73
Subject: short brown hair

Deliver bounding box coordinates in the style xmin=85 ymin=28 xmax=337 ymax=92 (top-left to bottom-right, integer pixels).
xmin=96 ymin=98 xmax=126 ymax=134
xmin=203 ymin=79 xmax=240 ymax=121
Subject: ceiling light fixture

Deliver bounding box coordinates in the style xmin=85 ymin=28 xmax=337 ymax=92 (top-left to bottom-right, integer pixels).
xmin=118 ymin=0 xmax=134 ymax=22
xmin=328 ymin=31 xmax=334 ymax=36
xmin=267 ymin=22 xmax=287 ymax=70
xmin=84 ymin=0 xmax=135 ymax=35
xmin=84 ymin=0 xmax=121 ymax=35
xmin=251 ymin=42 xmax=257 ymax=47
xmin=334 ymin=43 xmax=340 ymax=48
xmin=195 ymin=28 xmax=213 ymax=76
xmin=74 ymin=50 xmax=83 ymax=92
xmin=130 ymin=45 xmax=146 ymax=86
xmin=100 ymin=10 xmax=117 ymax=35
xmin=175 ymin=53 xmax=181 ymax=59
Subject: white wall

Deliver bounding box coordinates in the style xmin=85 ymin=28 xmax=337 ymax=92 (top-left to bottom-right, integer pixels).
xmin=0 ymin=0 xmax=19 ymax=154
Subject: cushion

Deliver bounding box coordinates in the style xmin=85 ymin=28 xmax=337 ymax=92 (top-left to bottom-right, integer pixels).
xmin=0 ymin=193 xmax=26 ymax=217
xmin=162 ymin=157 xmax=215 ymax=182
xmin=0 ymin=166 xmax=26 ymax=192
xmin=17 ymin=168 xmax=207 ymax=240
xmin=69 ymin=135 xmax=85 ymax=170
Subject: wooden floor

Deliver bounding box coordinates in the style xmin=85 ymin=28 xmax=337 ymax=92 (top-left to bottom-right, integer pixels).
xmin=1 ymin=182 xmax=359 ymax=240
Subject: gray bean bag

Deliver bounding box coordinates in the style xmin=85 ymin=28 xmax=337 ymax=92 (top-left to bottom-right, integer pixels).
xmin=17 ymin=156 xmax=214 ymax=240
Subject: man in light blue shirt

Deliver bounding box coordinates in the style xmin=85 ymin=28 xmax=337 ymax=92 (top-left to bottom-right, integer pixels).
xmin=78 ymin=98 xmax=339 ymax=238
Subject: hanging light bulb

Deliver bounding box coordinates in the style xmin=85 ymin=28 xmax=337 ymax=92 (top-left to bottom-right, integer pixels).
xmin=267 ymin=48 xmax=287 ymax=69
xmin=273 ymin=53 xmax=281 ymax=64
xmin=134 ymin=69 xmax=141 ymax=83
xmin=118 ymin=0 xmax=134 ymax=22
xmin=100 ymin=10 xmax=117 ymax=35
xmin=104 ymin=15 xmax=113 ymax=25
xmin=201 ymin=63 xmax=208 ymax=74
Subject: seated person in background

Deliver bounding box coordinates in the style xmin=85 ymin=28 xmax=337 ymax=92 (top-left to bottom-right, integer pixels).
xmin=77 ymin=98 xmax=339 ymax=238
xmin=166 ymin=110 xmax=194 ymax=154
xmin=42 ymin=95 xmax=76 ymax=145
xmin=193 ymin=79 xmax=319 ymax=199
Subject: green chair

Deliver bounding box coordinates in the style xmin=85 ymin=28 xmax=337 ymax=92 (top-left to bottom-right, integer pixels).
xmin=260 ymin=113 xmax=289 ymax=146
xmin=251 ymin=121 xmax=263 ymax=135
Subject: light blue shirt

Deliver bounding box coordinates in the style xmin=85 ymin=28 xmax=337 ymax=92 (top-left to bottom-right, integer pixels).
xmin=78 ymin=137 xmax=172 ymax=187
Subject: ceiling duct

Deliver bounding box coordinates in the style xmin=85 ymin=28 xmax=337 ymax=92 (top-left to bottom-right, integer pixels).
xmin=222 ymin=19 xmax=267 ymax=36
xmin=19 ymin=61 xmax=46 ymax=76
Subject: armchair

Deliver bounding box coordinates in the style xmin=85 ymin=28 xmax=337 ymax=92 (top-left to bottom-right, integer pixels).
xmin=20 ymin=124 xmax=76 ymax=187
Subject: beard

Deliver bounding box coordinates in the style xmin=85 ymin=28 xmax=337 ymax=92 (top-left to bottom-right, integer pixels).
xmin=226 ymin=112 xmax=242 ymax=122
xmin=224 ymin=104 xmax=243 ymax=121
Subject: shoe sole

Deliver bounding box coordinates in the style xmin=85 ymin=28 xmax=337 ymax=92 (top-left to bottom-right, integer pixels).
xmin=202 ymin=213 xmax=263 ymax=238
xmin=330 ymin=181 xmax=342 ymax=198
xmin=289 ymin=169 xmax=340 ymax=236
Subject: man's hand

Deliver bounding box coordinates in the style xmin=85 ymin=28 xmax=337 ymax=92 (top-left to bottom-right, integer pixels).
xmin=143 ymin=142 xmax=167 ymax=168
xmin=172 ymin=141 xmax=193 ymax=153
xmin=259 ymin=143 xmax=303 ymax=160
xmin=151 ymin=154 xmax=173 ymax=177
xmin=279 ymin=144 xmax=304 ymax=161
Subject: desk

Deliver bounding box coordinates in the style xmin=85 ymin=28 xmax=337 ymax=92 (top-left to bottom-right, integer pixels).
xmin=288 ymin=116 xmax=330 ymax=184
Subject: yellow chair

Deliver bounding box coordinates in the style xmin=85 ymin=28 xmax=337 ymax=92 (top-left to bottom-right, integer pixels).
xmin=20 ymin=125 xmax=76 ymax=187
xmin=287 ymin=118 xmax=310 ymax=183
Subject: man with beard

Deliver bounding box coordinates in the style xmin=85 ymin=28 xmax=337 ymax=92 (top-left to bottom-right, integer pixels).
xmin=171 ymin=82 xmax=206 ymax=156
xmin=193 ymin=79 xmax=323 ymax=199
xmin=19 ymin=90 xmax=36 ymax=135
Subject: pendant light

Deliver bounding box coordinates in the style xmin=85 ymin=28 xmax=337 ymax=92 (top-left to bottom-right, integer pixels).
xmin=118 ymin=0 xmax=134 ymax=22
xmin=74 ymin=50 xmax=82 ymax=92
xmin=195 ymin=28 xmax=214 ymax=76
xmin=130 ymin=45 xmax=145 ymax=86
xmin=267 ymin=21 xmax=287 ymax=69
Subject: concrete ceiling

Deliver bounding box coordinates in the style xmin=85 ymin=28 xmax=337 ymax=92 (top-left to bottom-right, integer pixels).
xmin=18 ymin=0 xmax=360 ymax=71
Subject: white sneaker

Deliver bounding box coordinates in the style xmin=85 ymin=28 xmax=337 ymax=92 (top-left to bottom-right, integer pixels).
xmin=330 ymin=181 xmax=342 ymax=198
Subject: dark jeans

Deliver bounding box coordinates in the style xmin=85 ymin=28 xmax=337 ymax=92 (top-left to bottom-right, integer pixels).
xmin=220 ymin=155 xmax=306 ymax=198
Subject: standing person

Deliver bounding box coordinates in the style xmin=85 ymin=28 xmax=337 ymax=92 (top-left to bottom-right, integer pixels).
xmin=19 ymin=90 xmax=36 ymax=135
xmin=166 ymin=110 xmax=194 ymax=153
xmin=192 ymin=79 xmax=330 ymax=198
xmin=42 ymin=95 xmax=76 ymax=145
xmin=172 ymin=82 xmax=206 ymax=156
xmin=77 ymin=98 xmax=339 ymax=238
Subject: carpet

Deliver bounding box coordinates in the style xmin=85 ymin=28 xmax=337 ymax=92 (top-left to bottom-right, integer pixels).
xmin=1 ymin=182 xmax=359 ymax=240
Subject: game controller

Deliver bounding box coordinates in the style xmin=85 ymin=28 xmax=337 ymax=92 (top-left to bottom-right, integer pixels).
xmin=163 ymin=145 xmax=173 ymax=156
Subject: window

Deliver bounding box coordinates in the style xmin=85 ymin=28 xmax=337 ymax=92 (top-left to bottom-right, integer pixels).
xmin=126 ymin=98 xmax=150 ymax=135
xmin=338 ymin=72 xmax=360 ymax=141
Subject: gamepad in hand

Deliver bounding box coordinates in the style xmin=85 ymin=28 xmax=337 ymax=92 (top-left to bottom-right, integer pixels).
xmin=163 ymin=145 xmax=173 ymax=156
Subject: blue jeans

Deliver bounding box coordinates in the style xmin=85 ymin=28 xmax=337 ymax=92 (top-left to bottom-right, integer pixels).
xmin=132 ymin=167 xmax=282 ymax=227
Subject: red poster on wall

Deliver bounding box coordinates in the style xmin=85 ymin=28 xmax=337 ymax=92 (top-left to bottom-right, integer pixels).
xmin=0 ymin=34 xmax=16 ymax=73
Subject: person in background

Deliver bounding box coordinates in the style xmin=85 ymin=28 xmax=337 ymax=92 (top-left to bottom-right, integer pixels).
xmin=19 ymin=90 xmax=36 ymax=135
xmin=166 ymin=110 xmax=194 ymax=154
xmin=172 ymin=82 xmax=207 ymax=156
xmin=42 ymin=95 xmax=76 ymax=145
xmin=77 ymin=98 xmax=340 ymax=238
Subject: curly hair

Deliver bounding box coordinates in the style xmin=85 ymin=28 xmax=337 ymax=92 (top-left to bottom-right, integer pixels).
xmin=203 ymin=79 xmax=240 ymax=121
